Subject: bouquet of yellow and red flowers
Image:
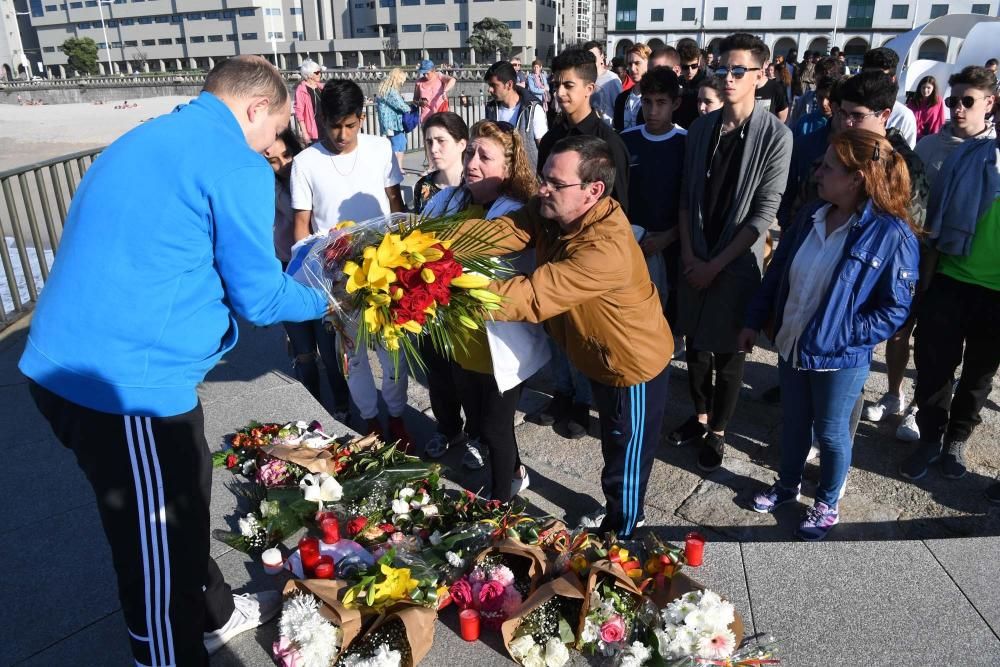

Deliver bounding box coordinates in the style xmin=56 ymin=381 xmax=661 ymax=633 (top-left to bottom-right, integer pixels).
xmin=289 ymin=211 xmax=510 ymax=370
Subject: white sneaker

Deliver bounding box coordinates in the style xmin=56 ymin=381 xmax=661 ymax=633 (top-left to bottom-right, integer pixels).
xmin=895 ymin=406 xmax=920 ymax=442
xmin=577 ymin=508 xmax=645 ymax=529
xmin=510 ymin=465 xmax=531 ymax=497
xmin=204 ymin=591 xmax=282 ymax=655
xmin=862 ymin=393 xmax=904 ymax=423
xmin=807 ymin=443 xmax=820 ymax=462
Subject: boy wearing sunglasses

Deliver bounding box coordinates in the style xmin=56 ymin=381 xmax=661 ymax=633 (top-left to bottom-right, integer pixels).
xmin=671 ymin=33 xmax=791 ymax=471
xmin=916 ymin=66 xmax=997 ymax=184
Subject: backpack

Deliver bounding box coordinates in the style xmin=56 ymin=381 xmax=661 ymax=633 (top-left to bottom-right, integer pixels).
xmin=402 ymin=103 xmax=421 ymax=133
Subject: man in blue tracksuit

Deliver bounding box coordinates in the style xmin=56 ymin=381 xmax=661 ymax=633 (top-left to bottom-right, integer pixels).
xmin=19 ymin=56 xmax=328 ymax=666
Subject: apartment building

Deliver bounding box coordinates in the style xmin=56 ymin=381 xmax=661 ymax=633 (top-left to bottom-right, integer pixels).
xmin=559 ymin=0 xmax=607 ymax=51
xmin=605 ymin=0 xmax=996 ymax=64
xmin=3 ymin=0 xmax=43 ymax=78
xmin=26 ymin=0 xmax=556 ymax=77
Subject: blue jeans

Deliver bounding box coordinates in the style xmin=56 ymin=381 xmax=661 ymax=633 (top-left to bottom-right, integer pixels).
xmin=777 ymin=358 xmax=869 ymax=507
xmin=549 ymin=339 xmax=593 ymax=406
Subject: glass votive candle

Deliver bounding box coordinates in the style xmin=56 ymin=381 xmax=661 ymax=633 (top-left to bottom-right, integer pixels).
xmin=313 ymin=555 xmax=335 ymax=579
xmin=298 ymin=536 xmax=321 ymax=574
xmin=320 ymin=518 xmax=341 ymax=545
xmin=261 ymin=547 xmax=284 ymax=575
xmin=459 ymin=608 xmax=481 ymax=641
xmin=685 ymin=531 xmax=706 ymax=567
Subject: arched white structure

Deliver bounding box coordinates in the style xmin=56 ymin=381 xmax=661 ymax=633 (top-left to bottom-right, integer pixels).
xmin=918 ymin=37 xmax=949 ymax=61
xmin=772 ymin=37 xmax=797 ymax=60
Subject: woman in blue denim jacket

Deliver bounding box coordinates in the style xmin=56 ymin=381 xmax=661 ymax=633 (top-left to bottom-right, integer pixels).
xmin=739 ymin=129 xmax=921 ymax=541
xmin=375 ymin=68 xmax=412 ymax=168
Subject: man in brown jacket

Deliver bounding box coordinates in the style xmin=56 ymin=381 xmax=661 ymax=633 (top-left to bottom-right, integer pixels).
xmin=473 ymin=134 xmax=672 ymax=538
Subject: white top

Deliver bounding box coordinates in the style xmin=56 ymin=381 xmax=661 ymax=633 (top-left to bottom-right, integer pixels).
xmin=623 ymin=91 xmax=642 ymax=130
xmin=494 ymin=101 xmax=549 ymax=141
xmin=776 ymin=203 xmax=853 ymax=366
xmin=621 ymin=124 xmax=688 ymax=144
xmin=290 ymin=133 xmax=403 ymax=232
xmin=888 ymin=101 xmax=917 ymax=149
xmin=593 ymin=70 xmax=622 ymax=124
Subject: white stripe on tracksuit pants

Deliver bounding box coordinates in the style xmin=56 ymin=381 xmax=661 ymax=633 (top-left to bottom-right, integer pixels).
xmin=29 ymin=382 xmax=235 ymax=667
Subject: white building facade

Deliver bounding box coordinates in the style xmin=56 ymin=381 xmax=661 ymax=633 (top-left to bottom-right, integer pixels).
xmin=26 ymin=0 xmax=556 ymax=77
xmin=605 ymin=0 xmax=997 ymax=65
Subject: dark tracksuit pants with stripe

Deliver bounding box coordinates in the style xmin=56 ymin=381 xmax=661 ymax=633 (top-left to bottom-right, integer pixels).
xmin=592 ymin=363 xmax=671 ymax=537
xmin=30 ymin=382 xmax=234 ymax=666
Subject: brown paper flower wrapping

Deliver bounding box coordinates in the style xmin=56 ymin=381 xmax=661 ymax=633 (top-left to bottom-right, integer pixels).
xmin=662 ymin=571 xmax=745 ymax=647
xmin=264 ymin=434 xmax=380 ymax=474
xmin=472 ymin=538 xmax=550 ymax=595
xmin=576 ymin=559 xmax=645 ymax=640
xmin=365 ymin=601 xmax=437 ymax=666
xmin=500 ymin=572 xmax=586 ymax=659
xmin=281 ymin=578 xmax=363 ymax=659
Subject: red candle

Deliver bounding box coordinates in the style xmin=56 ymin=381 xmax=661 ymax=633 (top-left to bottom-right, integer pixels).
xmin=315 ymin=510 xmax=337 ymax=525
xmin=313 ymin=555 xmax=335 ymax=579
xmin=685 ymin=531 xmax=706 ymax=567
xmin=459 ymin=608 xmax=480 ymax=642
xmin=298 ymin=536 xmax=321 ymax=574
xmin=320 ymin=518 xmax=341 ymax=545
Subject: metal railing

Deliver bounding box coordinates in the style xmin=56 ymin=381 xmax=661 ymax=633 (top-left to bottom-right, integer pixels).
xmin=0 ymin=147 xmax=103 ymax=330
xmin=0 ymin=94 xmax=487 ymax=330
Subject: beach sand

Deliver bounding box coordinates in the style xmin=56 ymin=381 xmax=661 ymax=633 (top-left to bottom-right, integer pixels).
xmin=0 ymin=96 xmax=193 ymax=171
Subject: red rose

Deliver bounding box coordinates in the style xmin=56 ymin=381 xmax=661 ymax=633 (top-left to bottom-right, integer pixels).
xmin=478 ymin=580 xmax=506 ymax=611
xmin=426 ymin=280 xmax=451 ymax=306
xmin=379 ymin=523 xmax=396 ymax=534
xmin=395 ymin=267 xmax=424 ymax=290
xmin=225 ymin=453 xmax=238 ymax=469
xmin=449 ymin=579 xmax=474 ymax=609
xmin=347 ymin=516 xmax=368 ymax=536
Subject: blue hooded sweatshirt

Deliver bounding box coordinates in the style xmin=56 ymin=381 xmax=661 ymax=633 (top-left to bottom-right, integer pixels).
xmin=19 ymin=92 xmax=328 ymax=417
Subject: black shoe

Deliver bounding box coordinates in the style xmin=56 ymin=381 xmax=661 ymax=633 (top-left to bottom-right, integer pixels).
xmin=696 ymin=432 xmax=725 ymax=472
xmin=986 ymin=482 xmax=1000 ymax=504
xmin=941 ymin=440 xmax=968 ymax=479
xmin=565 ymin=402 xmax=590 ymax=439
xmin=899 ymin=440 xmax=943 ymax=480
xmin=530 ymin=393 xmax=572 ymax=427
xmin=761 ymin=385 xmax=781 ymax=404
xmin=669 ymin=416 xmax=708 ymax=446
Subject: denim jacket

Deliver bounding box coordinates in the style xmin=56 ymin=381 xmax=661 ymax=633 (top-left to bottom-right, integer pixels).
xmin=375 ymin=88 xmax=410 ymax=135
xmin=745 ymin=199 xmax=920 ymax=369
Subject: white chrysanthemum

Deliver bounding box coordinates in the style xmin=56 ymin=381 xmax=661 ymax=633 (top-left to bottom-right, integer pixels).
xmin=341 ymin=644 xmax=402 ymax=667
xmin=391 ymin=499 xmax=410 ymax=516
xmin=544 ymin=638 xmax=570 ymax=667
xmin=422 ymin=504 xmax=439 ymax=517
xmin=699 ymin=590 xmax=723 ymax=608
xmin=398 ymin=487 xmax=415 ymax=500
xmin=445 ymin=551 xmax=466 ymax=569
xmin=683 ymin=607 xmax=710 ymax=632
xmin=696 ymin=627 xmax=736 ymax=660
xmin=279 ymin=594 xmax=343 ymax=667
xmin=580 ymin=618 xmax=600 ymax=644
xmin=299 ymin=623 xmax=342 ymax=667
xmin=699 ymin=600 xmax=735 ymax=632
xmin=522 ymin=644 xmax=546 ymax=667
xmin=509 ymin=635 xmax=537 ymax=660
xmin=409 ymin=493 xmax=430 ymax=508
xmin=619 ymin=641 xmax=651 ymax=667
xmin=238 ymin=514 xmax=260 ymax=537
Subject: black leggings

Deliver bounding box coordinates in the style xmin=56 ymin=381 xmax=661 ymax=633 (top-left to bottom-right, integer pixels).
xmin=453 ymin=366 xmax=523 ymax=502
xmin=686 ymin=340 xmax=746 ymax=433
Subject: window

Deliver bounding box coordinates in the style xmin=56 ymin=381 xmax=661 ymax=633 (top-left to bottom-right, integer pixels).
xmin=266 ymin=31 xmax=283 ymax=39
xmin=265 ymin=7 xmax=281 ymax=15
xmin=891 ymin=4 xmax=908 ymax=18
xmin=972 ymin=3 xmax=989 ymax=13
xmin=454 ymin=21 xmax=467 ymax=29
xmin=290 ymin=6 xmax=302 ymax=13
xmin=929 ymin=3 xmax=947 ymax=17
xmin=187 ymin=12 xmax=202 ymax=19
xmin=173 ymin=37 xmax=184 ymax=43
xmin=846 ymin=0 xmax=875 ymax=27
xmin=111 ymin=41 xmax=122 ymax=47
xmin=527 ymin=19 xmax=533 ymax=27
xmin=120 ymin=17 xmax=134 ymax=24
xmin=241 ymin=32 xmax=258 ymax=39
xmin=77 ymin=21 xmax=90 ymax=28
xmin=106 ymin=19 xmax=118 ymax=26
xmin=292 ymin=30 xmax=304 ymax=38
xmin=454 ymin=0 xmax=467 ymax=4
xmin=154 ymin=15 xmax=169 ymax=23
xmin=780 ymin=5 xmax=795 ymax=19
xmin=141 ymin=38 xmax=154 ymax=45
xmin=204 ymin=11 xmax=219 ymax=18
xmin=427 ymin=22 xmax=447 ymax=29
xmin=84 ymin=0 xmax=96 ymax=6
xmin=158 ymin=37 xmax=171 ymax=44
xmin=97 ymin=42 xmax=107 ymax=48
xmin=402 ymin=0 xmax=418 ymax=5
xmin=69 ymin=2 xmax=82 ymax=8
xmin=427 ymin=0 xmax=445 ymax=4
xmin=402 ymin=23 xmax=420 ymax=31
xmin=170 ymin=14 xmax=182 ymax=22
xmin=124 ymin=39 xmax=137 ymax=46
xmin=226 ymin=33 xmax=236 ymax=40
xmin=190 ymin=35 xmax=205 ymax=42
xmin=816 ymin=4 xmax=832 ymax=18
xmin=380 ymin=0 xmax=394 ymax=5
xmin=615 ymin=8 xmax=636 ymax=23
xmin=713 ymin=6 xmax=727 ymax=20
xmin=43 ymin=45 xmax=56 ymax=52
xmin=237 ymin=8 xmax=255 ymax=16
xmin=208 ymin=34 xmax=223 ymax=41
xmin=138 ymin=16 xmax=152 ymax=23
xmin=746 ymin=5 xmax=760 ymax=19
xmin=650 ymin=7 xmax=663 ymax=20
xmin=44 ymin=4 xmax=57 ymax=11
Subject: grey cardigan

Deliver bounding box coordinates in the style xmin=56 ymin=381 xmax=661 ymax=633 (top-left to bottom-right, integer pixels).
xmin=677 ymin=104 xmax=792 ymax=352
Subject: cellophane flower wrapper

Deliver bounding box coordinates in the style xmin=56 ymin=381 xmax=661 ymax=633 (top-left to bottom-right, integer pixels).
xmin=577 ymin=560 xmax=647 ymax=658
xmin=277 ymin=579 xmax=363 ymax=665
xmin=501 ymin=573 xmax=585 ymax=666
xmin=288 ymin=210 xmax=515 ymax=373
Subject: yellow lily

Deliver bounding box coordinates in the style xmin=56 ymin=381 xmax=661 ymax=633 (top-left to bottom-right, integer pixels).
xmin=451 ymin=273 xmax=491 ymax=289
xmin=401 ymin=229 xmax=441 ymax=254
xmin=421 ymin=268 xmax=436 ymax=284
xmin=376 ymin=233 xmax=411 ymax=269
xmin=367 ymin=293 xmax=391 ymax=307
xmin=458 ymin=315 xmax=479 ymax=330
xmin=400 ymin=320 xmax=422 ymax=334
xmin=334 ymin=220 xmax=356 ymax=230
xmin=469 ymin=288 xmax=502 ymax=304
xmin=364 ymin=304 xmax=384 ymax=333
xmin=422 ymin=247 xmax=444 ymax=262
xmin=371 ymin=564 xmax=419 ymax=605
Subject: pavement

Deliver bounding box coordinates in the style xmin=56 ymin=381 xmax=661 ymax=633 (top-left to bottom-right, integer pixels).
xmin=2 ymin=151 xmax=1000 ymax=666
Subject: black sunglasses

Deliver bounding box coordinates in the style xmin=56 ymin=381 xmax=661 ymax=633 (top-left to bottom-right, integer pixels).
xmin=945 ymin=95 xmax=985 ymax=109
xmin=681 ymin=63 xmax=699 ymax=71
xmin=713 ymin=66 xmax=761 ymax=80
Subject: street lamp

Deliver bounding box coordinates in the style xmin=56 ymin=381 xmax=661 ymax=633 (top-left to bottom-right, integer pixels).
xmin=94 ymin=0 xmax=115 ymax=75
xmin=421 ymin=23 xmax=449 ymax=61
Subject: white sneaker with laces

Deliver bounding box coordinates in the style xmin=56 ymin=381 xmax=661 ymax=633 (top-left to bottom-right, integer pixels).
xmin=895 ymin=406 xmax=920 ymax=442
xmin=862 ymin=393 xmax=904 ymax=423
xmin=577 ymin=508 xmax=645 ymax=529
xmin=204 ymin=591 xmax=282 ymax=655
xmin=510 ymin=465 xmax=531 ymax=497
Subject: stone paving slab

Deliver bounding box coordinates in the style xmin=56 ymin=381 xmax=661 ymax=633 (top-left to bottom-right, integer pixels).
xmin=925 ymin=537 xmax=1000 ymax=638
xmin=17 ymin=612 xmax=132 ymax=667
xmin=741 ymin=540 xmax=1000 ymax=667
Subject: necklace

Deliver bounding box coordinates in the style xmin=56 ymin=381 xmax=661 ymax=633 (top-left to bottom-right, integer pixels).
xmin=327 ymin=144 xmax=360 ymax=176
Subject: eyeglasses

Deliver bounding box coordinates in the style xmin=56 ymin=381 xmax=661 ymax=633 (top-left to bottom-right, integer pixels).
xmin=512 ymin=63 xmax=521 ymax=68
xmin=945 ymin=95 xmax=986 ymax=109
xmin=836 ymin=108 xmax=883 ymax=125
xmin=713 ymin=66 xmax=761 ymax=80
xmin=681 ymin=63 xmax=700 ymax=71
xmin=537 ymin=175 xmax=589 ymax=191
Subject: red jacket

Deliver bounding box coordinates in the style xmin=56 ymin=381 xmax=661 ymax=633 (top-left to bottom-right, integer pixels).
xmin=908 ymin=98 xmax=945 ymax=142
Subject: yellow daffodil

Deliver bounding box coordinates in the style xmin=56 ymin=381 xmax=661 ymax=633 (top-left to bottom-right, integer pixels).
xmin=371 ymin=564 xmax=419 ymax=605
xmin=451 ymin=273 xmax=491 ymax=289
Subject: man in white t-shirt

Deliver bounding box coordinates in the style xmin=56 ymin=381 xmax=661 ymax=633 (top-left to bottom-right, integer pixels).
xmin=586 ymin=40 xmax=621 ymax=125
xmin=291 ymin=79 xmax=412 ymax=448
xmin=484 ymin=61 xmax=548 ymax=171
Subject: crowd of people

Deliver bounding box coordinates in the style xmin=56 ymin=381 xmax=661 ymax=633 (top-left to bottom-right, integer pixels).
xmin=16 ymin=39 xmax=1000 ymax=663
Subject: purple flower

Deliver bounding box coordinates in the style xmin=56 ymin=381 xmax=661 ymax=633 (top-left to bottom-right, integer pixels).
xmin=256 ymin=459 xmax=291 ymax=488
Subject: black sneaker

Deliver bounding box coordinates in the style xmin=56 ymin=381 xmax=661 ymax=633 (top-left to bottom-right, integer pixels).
xmin=986 ymin=482 xmax=1000 ymax=504
xmin=941 ymin=440 xmax=969 ymax=480
xmin=529 ymin=393 xmax=572 ymax=427
xmin=566 ymin=402 xmax=590 ymax=439
xmin=899 ymin=440 xmax=943 ymax=480
xmin=668 ymin=416 xmax=708 ymax=446
xmin=696 ymin=432 xmax=725 ymax=472
xmin=761 ymin=385 xmax=781 ymax=404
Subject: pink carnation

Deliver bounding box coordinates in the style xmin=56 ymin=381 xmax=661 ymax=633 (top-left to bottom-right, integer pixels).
xmin=449 ymin=578 xmax=474 ymax=610
xmin=501 ymin=586 xmax=523 ymax=618
xmin=599 ymin=614 xmax=626 ymax=644
xmin=256 ymin=459 xmax=291 ymax=488
xmin=491 ymin=565 xmax=515 ymax=588
xmin=479 ymin=580 xmax=507 ymax=612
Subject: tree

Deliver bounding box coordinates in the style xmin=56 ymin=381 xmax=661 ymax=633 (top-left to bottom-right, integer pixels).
xmin=131 ymin=49 xmax=149 ymax=73
xmin=467 ymin=18 xmax=513 ymax=62
xmin=60 ymin=37 xmax=100 ymax=76
xmin=382 ymin=35 xmax=401 ymax=66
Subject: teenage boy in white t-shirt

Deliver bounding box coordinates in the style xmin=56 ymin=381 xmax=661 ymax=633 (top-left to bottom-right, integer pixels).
xmin=291 ymin=79 xmax=412 ymax=448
